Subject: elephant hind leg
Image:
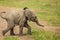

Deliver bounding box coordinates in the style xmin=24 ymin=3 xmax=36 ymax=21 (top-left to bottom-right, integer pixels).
xmin=2 ymin=21 xmax=15 ymax=36
xmin=10 ymin=27 xmax=15 ymax=35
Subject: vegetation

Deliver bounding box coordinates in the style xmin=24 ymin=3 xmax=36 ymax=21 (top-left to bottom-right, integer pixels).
xmin=0 ymin=0 xmax=60 ymax=40
xmin=4 ymin=36 xmax=19 ymax=40
xmin=32 ymin=28 xmax=60 ymax=40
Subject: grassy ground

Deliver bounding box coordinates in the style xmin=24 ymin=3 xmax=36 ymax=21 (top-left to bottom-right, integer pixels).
xmin=0 ymin=0 xmax=60 ymax=40
xmin=32 ymin=28 xmax=60 ymax=40
xmin=4 ymin=36 xmax=19 ymax=40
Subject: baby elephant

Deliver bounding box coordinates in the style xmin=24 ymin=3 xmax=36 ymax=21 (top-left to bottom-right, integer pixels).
xmin=0 ymin=7 xmax=44 ymax=36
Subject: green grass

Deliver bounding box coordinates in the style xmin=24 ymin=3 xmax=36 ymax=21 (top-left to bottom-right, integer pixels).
xmin=32 ymin=28 xmax=60 ymax=40
xmin=4 ymin=36 xmax=19 ymax=40
xmin=36 ymin=11 xmax=60 ymax=26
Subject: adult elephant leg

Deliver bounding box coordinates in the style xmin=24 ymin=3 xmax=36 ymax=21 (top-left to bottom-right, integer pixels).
xmin=2 ymin=20 xmax=15 ymax=36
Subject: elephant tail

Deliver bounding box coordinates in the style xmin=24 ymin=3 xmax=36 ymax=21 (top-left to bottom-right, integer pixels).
xmin=0 ymin=12 xmax=7 ymax=20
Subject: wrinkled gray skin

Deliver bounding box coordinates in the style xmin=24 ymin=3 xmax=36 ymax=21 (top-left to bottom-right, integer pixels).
xmin=0 ymin=7 xmax=44 ymax=36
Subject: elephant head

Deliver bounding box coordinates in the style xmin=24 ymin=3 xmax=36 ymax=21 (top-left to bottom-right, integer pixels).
xmin=24 ymin=7 xmax=44 ymax=27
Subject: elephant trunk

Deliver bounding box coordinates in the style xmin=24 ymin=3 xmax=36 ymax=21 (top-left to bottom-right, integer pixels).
xmin=35 ymin=19 xmax=44 ymax=27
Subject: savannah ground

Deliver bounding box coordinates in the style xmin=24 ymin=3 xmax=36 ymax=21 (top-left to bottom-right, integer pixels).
xmin=0 ymin=0 xmax=60 ymax=40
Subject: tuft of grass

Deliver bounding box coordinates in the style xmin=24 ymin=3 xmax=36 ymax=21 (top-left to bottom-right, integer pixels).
xmin=4 ymin=36 xmax=19 ymax=40
xmin=32 ymin=28 xmax=60 ymax=40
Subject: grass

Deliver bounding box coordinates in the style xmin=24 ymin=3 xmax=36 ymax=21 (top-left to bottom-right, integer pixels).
xmin=32 ymin=28 xmax=60 ymax=40
xmin=36 ymin=11 xmax=60 ymax=26
xmin=0 ymin=0 xmax=60 ymax=40
xmin=4 ymin=36 xmax=19 ymax=40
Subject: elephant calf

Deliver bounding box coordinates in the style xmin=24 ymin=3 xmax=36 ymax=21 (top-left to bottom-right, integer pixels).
xmin=0 ymin=7 xmax=44 ymax=36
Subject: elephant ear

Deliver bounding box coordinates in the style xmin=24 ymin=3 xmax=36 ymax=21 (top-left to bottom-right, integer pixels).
xmin=24 ymin=10 xmax=31 ymax=21
xmin=24 ymin=9 xmax=36 ymax=21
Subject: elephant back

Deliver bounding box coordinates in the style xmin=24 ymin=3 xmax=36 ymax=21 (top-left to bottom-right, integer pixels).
xmin=5 ymin=9 xmax=26 ymax=24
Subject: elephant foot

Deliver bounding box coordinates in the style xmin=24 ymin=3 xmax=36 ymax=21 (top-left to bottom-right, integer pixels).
xmin=28 ymin=30 xmax=32 ymax=35
xmin=28 ymin=33 xmax=32 ymax=35
xmin=10 ymin=33 xmax=15 ymax=35
xmin=19 ymin=34 xmax=23 ymax=36
xmin=28 ymin=32 xmax=32 ymax=35
xmin=2 ymin=30 xmax=5 ymax=36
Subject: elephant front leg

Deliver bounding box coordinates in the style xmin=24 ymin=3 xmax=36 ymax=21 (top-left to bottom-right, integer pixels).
xmin=19 ymin=26 xmax=23 ymax=36
xmin=27 ymin=26 xmax=31 ymax=34
xmin=24 ymin=24 xmax=32 ymax=34
xmin=10 ymin=27 xmax=15 ymax=35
